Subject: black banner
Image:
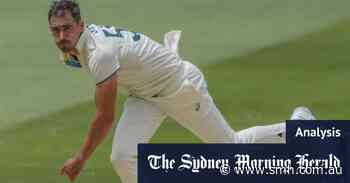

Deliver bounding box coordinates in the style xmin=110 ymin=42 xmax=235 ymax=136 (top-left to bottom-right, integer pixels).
xmin=138 ymin=120 xmax=350 ymax=183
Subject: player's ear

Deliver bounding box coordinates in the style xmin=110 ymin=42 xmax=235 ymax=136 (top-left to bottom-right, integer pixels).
xmin=79 ymin=19 xmax=84 ymax=28
xmin=78 ymin=19 xmax=85 ymax=32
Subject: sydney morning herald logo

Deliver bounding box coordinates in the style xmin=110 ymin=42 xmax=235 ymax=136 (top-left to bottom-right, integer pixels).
xmin=147 ymin=153 xmax=343 ymax=176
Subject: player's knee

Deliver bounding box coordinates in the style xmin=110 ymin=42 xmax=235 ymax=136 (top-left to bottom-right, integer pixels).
xmin=111 ymin=159 xmax=125 ymax=174
xmin=111 ymin=156 xmax=137 ymax=183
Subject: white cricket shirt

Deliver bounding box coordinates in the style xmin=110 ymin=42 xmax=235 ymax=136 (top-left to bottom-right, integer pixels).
xmin=64 ymin=24 xmax=186 ymax=98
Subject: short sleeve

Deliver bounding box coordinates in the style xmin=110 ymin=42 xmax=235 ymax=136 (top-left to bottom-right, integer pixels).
xmin=88 ymin=48 xmax=120 ymax=85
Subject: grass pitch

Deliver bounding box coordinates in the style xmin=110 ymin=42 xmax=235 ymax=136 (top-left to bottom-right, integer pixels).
xmin=1 ymin=0 xmax=349 ymax=128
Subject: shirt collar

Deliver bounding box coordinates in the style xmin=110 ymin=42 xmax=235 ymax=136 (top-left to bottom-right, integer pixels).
xmin=75 ymin=27 xmax=89 ymax=55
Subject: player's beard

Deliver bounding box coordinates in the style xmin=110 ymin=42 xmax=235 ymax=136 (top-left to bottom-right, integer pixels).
xmin=57 ymin=40 xmax=72 ymax=53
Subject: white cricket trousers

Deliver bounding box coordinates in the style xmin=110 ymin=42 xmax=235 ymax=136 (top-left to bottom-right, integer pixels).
xmin=110 ymin=61 xmax=285 ymax=183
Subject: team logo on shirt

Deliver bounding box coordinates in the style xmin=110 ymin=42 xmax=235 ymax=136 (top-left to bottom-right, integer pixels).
xmin=63 ymin=53 xmax=82 ymax=68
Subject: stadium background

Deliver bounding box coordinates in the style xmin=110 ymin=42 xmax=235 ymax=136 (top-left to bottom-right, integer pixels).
xmin=0 ymin=0 xmax=349 ymax=182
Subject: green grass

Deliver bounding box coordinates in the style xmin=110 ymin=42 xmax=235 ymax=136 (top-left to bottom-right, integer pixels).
xmin=1 ymin=19 xmax=350 ymax=182
xmin=1 ymin=0 xmax=350 ymax=128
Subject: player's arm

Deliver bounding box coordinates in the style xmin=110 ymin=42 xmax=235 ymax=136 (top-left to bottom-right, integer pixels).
xmin=60 ymin=72 xmax=118 ymax=182
xmin=61 ymin=41 xmax=120 ymax=181
xmin=75 ymin=45 xmax=120 ymax=162
xmin=77 ymin=72 xmax=118 ymax=161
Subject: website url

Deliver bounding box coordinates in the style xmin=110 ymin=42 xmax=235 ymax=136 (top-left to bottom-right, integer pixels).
xmin=233 ymin=166 xmax=343 ymax=175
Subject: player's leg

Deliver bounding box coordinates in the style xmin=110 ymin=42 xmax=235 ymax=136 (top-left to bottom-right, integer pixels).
xmin=153 ymin=86 xmax=236 ymax=143
xmin=110 ymin=97 xmax=166 ymax=183
xmin=154 ymin=83 xmax=287 ymax=144
xmin=151 ymin=62 xmax=316 ymax=144
xmin=149 ymin=60 xmax=237 ymax=143
xmin=150 ymin=61 xmax=270 ymax=143
xmin=237 ymin=106 xmax=317 ymax=143
xmin=162 ymin=87 xmax=317 ymax=143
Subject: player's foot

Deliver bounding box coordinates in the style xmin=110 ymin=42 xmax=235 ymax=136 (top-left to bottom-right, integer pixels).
xmin=290 ymin=106 xmax=316 ymax=120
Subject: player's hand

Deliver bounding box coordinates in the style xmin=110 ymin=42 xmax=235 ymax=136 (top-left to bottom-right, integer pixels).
xmin=60 ymin=155 xmax=86 ymax=182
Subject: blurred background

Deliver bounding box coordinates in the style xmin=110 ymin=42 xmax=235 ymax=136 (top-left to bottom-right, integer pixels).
xmin=0 ymin=0 xmax=349 ymax=182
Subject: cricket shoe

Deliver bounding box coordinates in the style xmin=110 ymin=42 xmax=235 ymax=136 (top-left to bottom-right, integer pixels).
xmin=290 ymin=106 xmax=316 ymax=120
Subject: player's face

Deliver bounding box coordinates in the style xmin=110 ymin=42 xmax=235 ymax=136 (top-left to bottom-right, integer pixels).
xmin=49 ymin=10 xmax=84 ymax=53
